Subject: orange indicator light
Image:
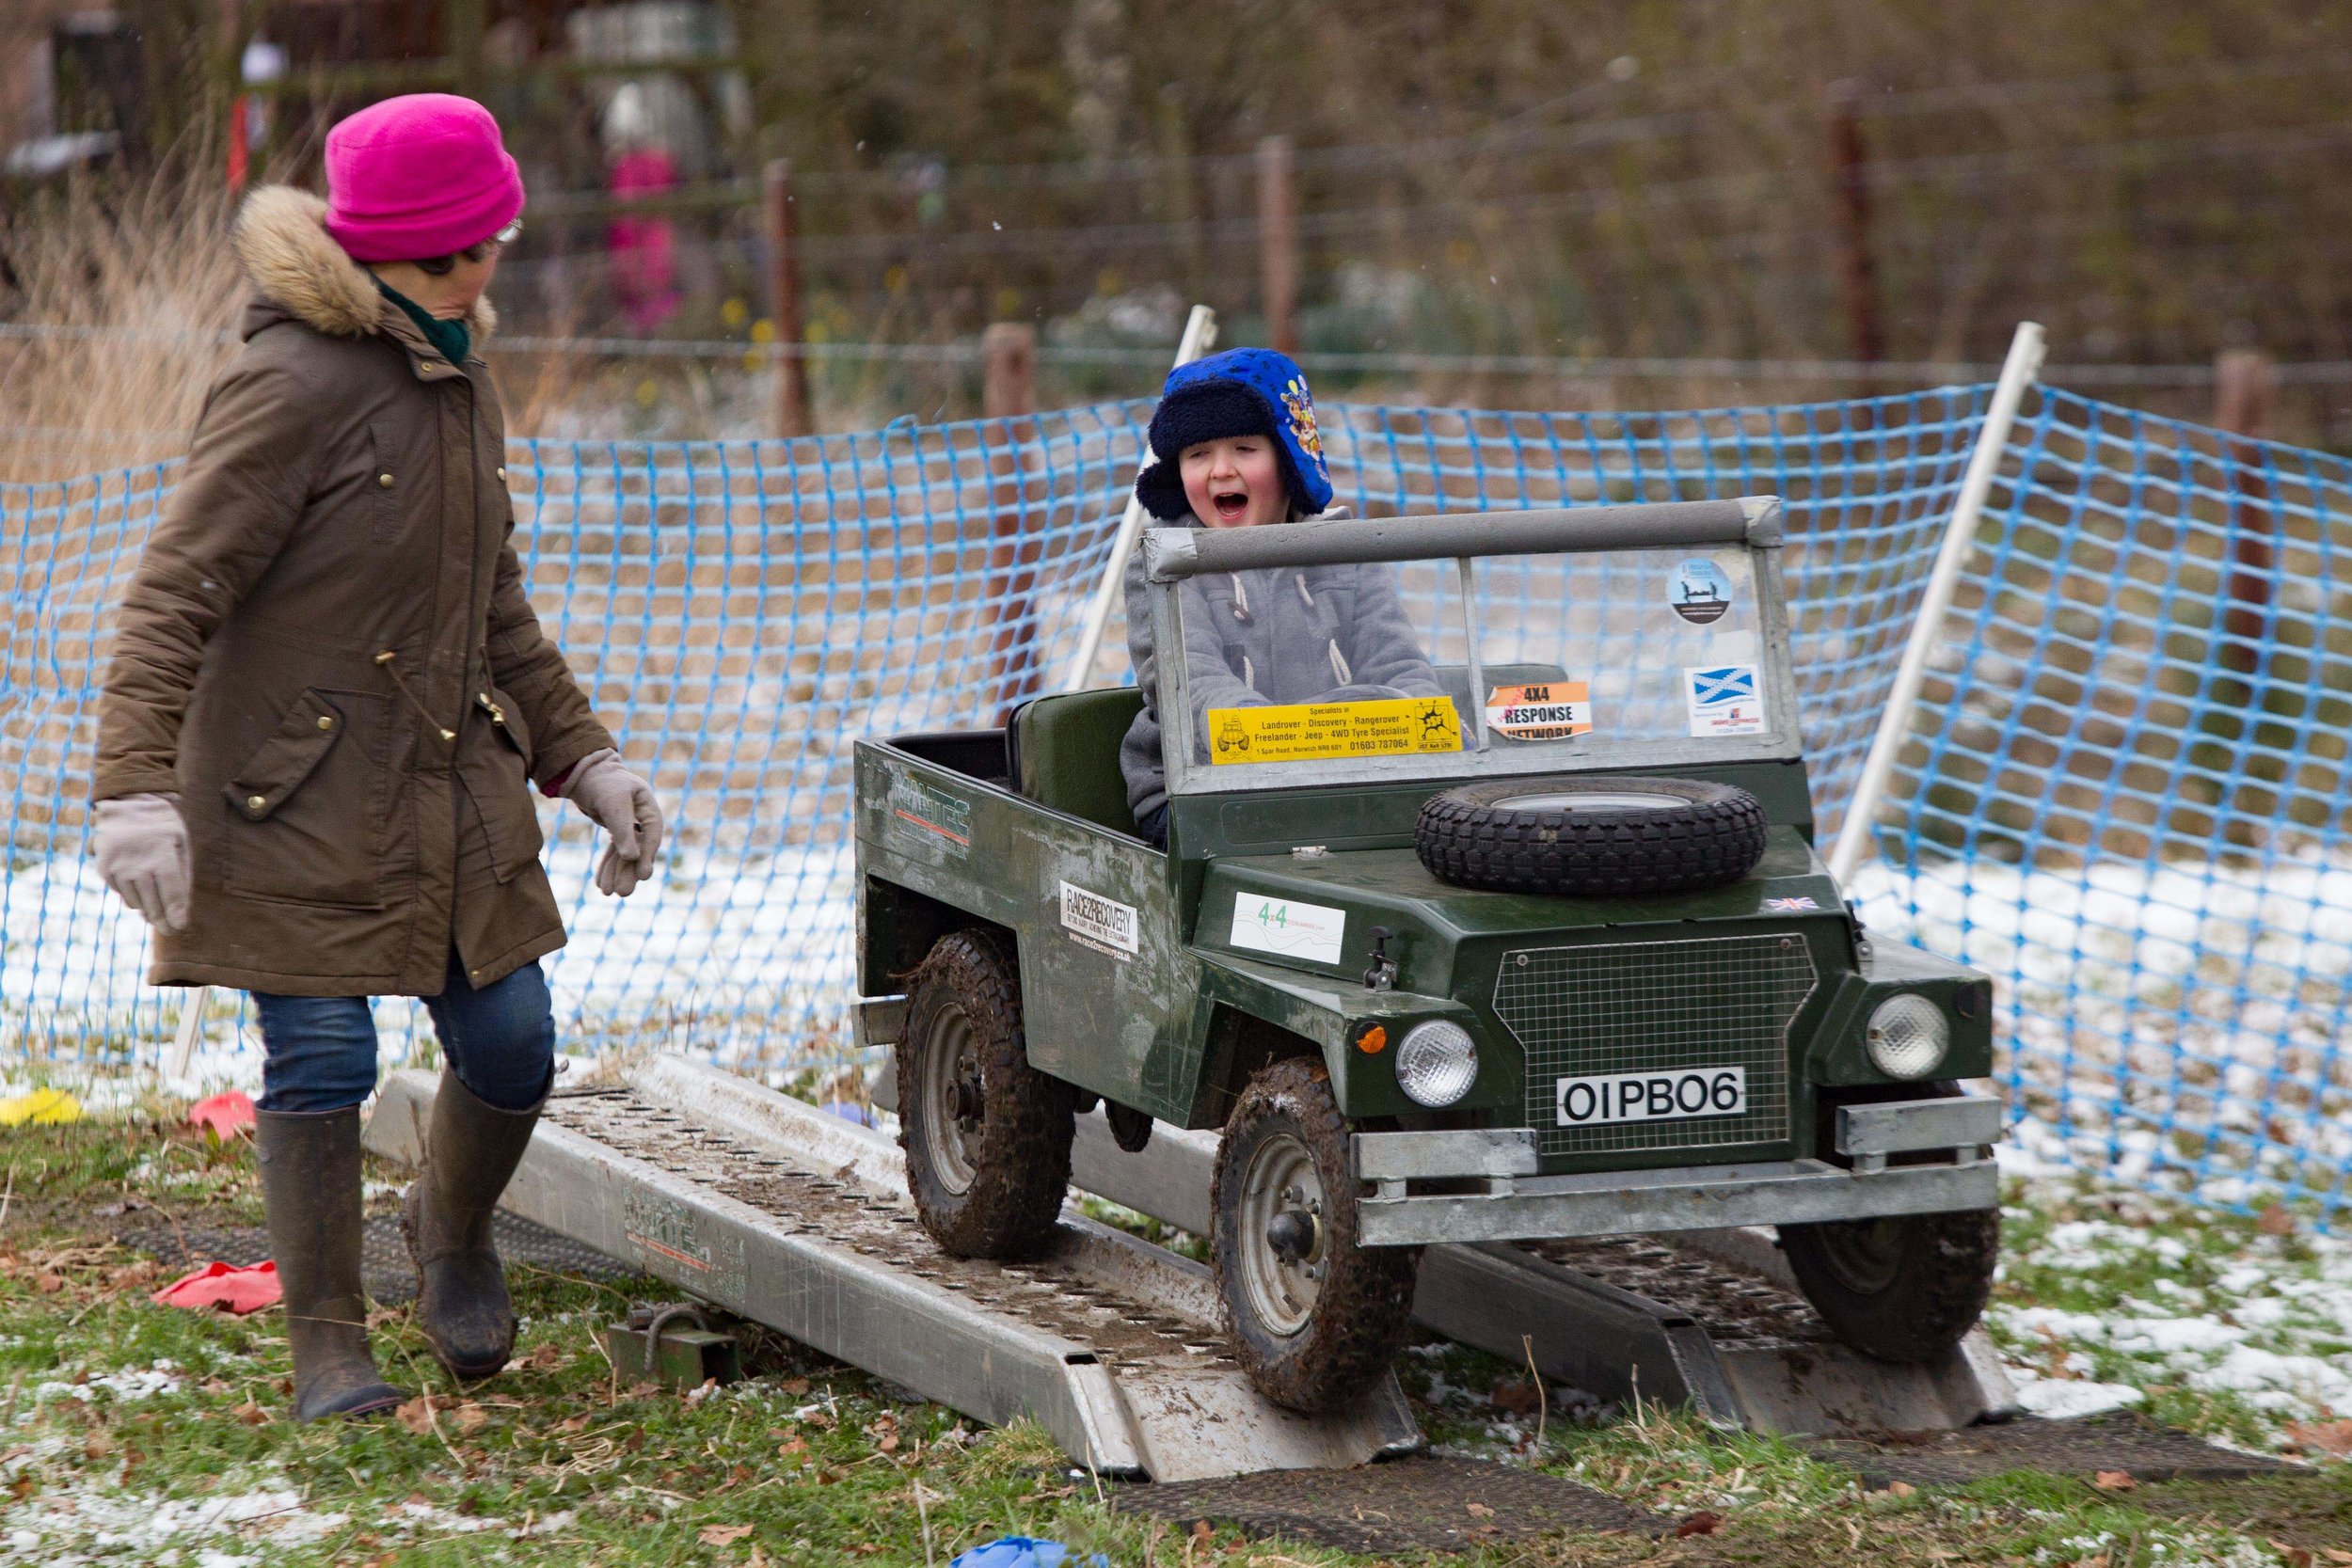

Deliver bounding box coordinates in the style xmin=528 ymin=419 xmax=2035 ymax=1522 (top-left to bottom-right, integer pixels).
xmin=1356 ymin=1024 xmax=1389 ymax=1054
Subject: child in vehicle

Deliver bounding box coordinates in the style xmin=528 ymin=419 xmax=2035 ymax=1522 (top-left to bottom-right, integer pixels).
xmin=1120 ymin=349 xmax=1444 ymax=847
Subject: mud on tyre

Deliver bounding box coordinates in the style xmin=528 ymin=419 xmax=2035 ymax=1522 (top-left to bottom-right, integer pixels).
xmin=898 ymin=928 xmax=1075 ymax=1259
xmin=1414 ymin=774 xmax=1768 ymax=897
xmin=1212 ymin=1056 xmax=1420 ymax=1414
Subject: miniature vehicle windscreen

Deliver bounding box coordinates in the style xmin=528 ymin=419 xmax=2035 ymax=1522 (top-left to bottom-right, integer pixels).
xmin=1164 ymin=543 xmax=1787 ymax=789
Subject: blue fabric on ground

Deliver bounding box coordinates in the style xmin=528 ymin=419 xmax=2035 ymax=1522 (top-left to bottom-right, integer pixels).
xmin=947 ymin=1537 xmax=1109 ymax=1568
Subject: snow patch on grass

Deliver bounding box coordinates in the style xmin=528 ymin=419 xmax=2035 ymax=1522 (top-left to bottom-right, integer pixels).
xmin=1986 ymin=1179 xmax=2352 ymax=1447
xmin=2 ymin=1477 xmax=345 ymax=1564
xmin=2005 ymin=1370 xmax=2146 ymax=1419
xmin=30 ymin=1359 xmax=184 ymax=1406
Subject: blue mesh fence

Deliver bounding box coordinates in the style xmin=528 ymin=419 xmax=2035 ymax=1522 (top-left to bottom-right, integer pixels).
xmin=5 ymin=385 xmax=2347 ymax=1219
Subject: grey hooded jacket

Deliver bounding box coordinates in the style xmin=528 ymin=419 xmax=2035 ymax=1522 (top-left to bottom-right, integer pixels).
xmin=1119 ymin=515 xmax=1445 ymax=823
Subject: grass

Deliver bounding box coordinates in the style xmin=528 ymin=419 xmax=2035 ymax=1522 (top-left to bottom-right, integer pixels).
xmin=1982 ymin=1175 xmax=2352 ymax=1458
xmin=1 ymin=1110 xmax=2344 ymax=1567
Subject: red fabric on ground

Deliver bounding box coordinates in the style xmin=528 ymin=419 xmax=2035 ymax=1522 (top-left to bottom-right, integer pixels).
xmin=187 ymin=1091 xmax=257 ymax=1138
xmin=152 ymin=1259 xmax=280 ymax=1314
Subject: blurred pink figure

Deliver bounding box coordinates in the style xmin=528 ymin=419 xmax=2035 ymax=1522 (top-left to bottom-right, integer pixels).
xmin=605 ymin=93 xmax=680 ymax=333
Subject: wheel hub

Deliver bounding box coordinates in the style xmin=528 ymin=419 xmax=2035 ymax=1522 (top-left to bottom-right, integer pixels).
xmin=951 ymin=1071 xmax=984 ymax=1124
xmin=919 ymin=1004 xmax=983 ymax=1196
xmin=1236 ymin=1137 xmax=1327 ymax=1337
xmin=1264 ymin=1207 xmax=1319 ymax=1264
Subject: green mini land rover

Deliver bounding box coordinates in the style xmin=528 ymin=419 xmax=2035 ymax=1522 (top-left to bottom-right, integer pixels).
xmin=852 ymin=499 xmax=2004 ymax=1413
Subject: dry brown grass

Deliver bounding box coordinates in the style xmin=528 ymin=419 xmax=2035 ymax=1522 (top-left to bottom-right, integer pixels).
xmin=0 ymin=161 xmax=249 ymax=484
xmin=0 ymin=157 xmax=621 ymax=484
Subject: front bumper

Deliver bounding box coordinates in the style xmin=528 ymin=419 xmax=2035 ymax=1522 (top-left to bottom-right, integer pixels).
xmin=1359 ymin=1154 xmax=1996 ymax=1245
xmin=1355 ymin=1091 xmax=2004 ymax=1246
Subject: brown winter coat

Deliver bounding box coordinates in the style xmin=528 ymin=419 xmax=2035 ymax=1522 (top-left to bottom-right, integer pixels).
xmin=91 ymin=185 xmax=615 ymax=997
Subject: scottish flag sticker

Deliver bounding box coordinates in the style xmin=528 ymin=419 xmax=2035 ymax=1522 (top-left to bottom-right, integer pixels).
xmin=1682 ymin=662 xmax=1766 ymax=737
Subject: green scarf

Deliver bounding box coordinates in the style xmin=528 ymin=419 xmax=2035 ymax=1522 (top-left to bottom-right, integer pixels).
xmin=374 ymin=277 xmax=471 ymax=367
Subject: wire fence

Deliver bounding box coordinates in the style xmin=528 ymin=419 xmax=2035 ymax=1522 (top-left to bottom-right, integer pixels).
xmin=21 ymin=317 xmax=2347 ymax=383
xmin=4 ymin=385 xmax=2348 ymax=1220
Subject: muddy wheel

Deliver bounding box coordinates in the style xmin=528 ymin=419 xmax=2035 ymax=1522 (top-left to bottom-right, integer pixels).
xmin=1211 ymin=1056 xmax=1420 ymax=1413
xmin=1781 ymin=1207 xmax=2000 ymax=1363
xmin=897 ymin=929 xmax=1074 ymax=1259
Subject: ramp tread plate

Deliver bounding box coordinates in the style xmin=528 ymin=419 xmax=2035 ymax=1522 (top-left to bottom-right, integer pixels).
xmin=118 ymin=1212 xmax=632 ymax=1305
xmin=1520 ymin=1234 xmax=1830 ymax=1346
xmin=540 ymin=1090 xmax=1238 ymax=1376
xmin=1113 ymin=1454 xmax=1665 ymax=1554
xmin=1804 ymin=1413 xmax=2295 ymax=1488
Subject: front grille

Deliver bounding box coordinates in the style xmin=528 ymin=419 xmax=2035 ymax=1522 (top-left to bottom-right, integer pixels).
xmin=1496 ymin=935 xmax=1817 ymax=1159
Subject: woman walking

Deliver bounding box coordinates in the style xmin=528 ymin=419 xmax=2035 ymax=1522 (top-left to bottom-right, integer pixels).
xmin=90 ymin=95 xmax=663 ymax=1420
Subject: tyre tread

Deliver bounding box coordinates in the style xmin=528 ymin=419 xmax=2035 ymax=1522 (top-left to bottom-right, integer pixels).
xmin=1781 ymin=1208 xmax=2000 ymax=1364
xmin=1211 ymin=1056 xmax=1420 ymax=1413
xmin=898 ymin=928 xmax=1075 ymax=1260
xmin=1413 ymin=775 xmax=1770 ymax=896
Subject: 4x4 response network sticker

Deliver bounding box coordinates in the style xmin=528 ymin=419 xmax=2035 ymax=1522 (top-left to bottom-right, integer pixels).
xmin=1484 ymin=680 xmax=1592 ymax=740
xmin=1230 ymin=894 xmax=1346 ymax=965
xmin=1206 ymin=695 xmax=1461 ymax=764
xmin=1683 ymin=662 xmax=1766 ymax=737
xmin=1557 ymin=1066 xmax=1747 ymax=1127
xmin=1058 ymin=880 xmax=1139 ymax=960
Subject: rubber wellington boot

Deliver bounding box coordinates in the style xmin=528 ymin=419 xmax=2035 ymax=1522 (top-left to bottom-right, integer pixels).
xmin=403 ymin=1069 xmax=544 ymax=1380
xmin=254 ymin=1107 xmax=406 ymax=1421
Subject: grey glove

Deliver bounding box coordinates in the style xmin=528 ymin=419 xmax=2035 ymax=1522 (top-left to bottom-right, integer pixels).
xmin=564 ymin=750 xmax=664 ymax=896
xmin=94 ymin=792 xmax=192 ymax=933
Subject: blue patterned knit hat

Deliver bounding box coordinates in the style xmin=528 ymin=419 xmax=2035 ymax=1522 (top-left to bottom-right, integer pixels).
xmin=1135 ymin=348 xmax=1334 ymax=521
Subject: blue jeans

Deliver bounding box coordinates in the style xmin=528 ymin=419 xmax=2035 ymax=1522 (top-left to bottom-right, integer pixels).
xmin=252 ymin=952 xmax=556 ymax=1115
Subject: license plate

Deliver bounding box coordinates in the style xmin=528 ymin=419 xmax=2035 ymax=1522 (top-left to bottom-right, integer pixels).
xmin=1555 ymin=1066 xmax=1746 ymax=1127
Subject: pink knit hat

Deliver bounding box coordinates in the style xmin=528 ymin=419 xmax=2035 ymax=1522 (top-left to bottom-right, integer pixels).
xmin=323 ymin=94 xmax=524 ymax=263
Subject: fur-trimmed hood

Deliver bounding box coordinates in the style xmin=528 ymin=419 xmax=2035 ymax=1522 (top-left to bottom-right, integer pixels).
xmin=233 ymin=185 xmax=495 ymax=344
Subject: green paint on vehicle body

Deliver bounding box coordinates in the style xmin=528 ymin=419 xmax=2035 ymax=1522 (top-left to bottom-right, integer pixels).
xmin=852 ymin=514 xmax=1995 ymax=1193
xmin=853 ymin=740 xmax=1992 ymax=1173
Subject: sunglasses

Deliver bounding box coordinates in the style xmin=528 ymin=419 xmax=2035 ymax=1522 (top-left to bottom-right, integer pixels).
xmin=458 ymin=219 xmax=525 ymax=263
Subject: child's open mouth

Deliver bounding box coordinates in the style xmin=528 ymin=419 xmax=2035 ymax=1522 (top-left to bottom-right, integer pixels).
xmin=1212 ymin=489 xmax=1250 ymax=522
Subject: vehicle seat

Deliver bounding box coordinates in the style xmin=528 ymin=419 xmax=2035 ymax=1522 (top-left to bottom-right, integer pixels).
xmin=1008 ymin=688 xmax=1147 ymax=838
xmin=1430 ymin=662 xmax=1573 ymax=715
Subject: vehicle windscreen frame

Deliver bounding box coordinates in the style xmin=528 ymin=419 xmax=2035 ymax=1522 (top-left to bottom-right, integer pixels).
xmin=1145 ymin=499 xmax=1804 ymax=797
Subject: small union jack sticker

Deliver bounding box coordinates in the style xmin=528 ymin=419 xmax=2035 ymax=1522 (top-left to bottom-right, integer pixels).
xmin=1764 ymin=895 xmax=1820 ymax=912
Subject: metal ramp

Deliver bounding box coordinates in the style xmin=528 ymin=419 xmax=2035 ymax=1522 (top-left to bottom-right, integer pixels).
xmin=361 ymin=1057 xmax=1419 ymax=1483
xmin=1052 ymin=1105 xmax=2017 ymax=1438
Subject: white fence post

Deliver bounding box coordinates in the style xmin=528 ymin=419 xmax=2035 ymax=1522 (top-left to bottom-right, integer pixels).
xmin=1827 ymin=320 xmax=2047 ymax=888
xmin=1058 ymin=305 xmax=1218 ymax=693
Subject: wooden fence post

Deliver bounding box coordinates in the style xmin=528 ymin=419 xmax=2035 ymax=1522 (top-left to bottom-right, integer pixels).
xmin=764 ymin=159 xmax=813 ymax=439
xmin=2215 ymin=347 xmax=2276 ymax=673
xmin=2213 ymin=347 xmax=2278 ymax=849
xmin=1824 ymin=81 xmax=1883 ymax=365
xmin=984 ymin=324 xmax=1041 ymax=721
xmin=983 ymin=322 xmax=1035 ymax=421
xmin=1256 ymin=134 xmax=1298 ymax=355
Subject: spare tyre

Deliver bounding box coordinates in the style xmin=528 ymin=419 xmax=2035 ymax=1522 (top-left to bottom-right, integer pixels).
xmin=1415 ymin=776 xmax=1769 ymax=896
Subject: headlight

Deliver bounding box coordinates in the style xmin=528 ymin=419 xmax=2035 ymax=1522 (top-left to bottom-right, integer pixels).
xmin=1866 ymin=994 xmax=1949 ymax=1080
xmin=1395 ymin=1021 xmax=1478 ymax=1107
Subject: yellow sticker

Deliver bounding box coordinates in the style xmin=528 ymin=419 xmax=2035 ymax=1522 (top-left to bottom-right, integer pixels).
xmin=1206 ymin=696 xmax=1463 ymax=764
xmin=1485 ymin=681 xmax=1593 ymax=741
